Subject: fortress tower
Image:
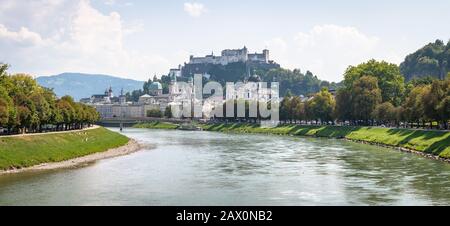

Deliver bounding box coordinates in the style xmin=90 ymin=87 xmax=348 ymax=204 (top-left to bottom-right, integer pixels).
xmin=180 ymin=47 xmax=279 ymax=77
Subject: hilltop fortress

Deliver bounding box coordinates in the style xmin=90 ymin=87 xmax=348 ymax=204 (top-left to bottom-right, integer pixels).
xmin=190 ymin=46 xmax=269 ymax=65
xmin=172 ymin=46 xmax=280 ymax=78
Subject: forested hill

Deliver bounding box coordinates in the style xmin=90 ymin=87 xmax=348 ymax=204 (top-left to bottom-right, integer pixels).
xmin=37 ymin=73 xmax=144 ymax=101
xmin=130 ymin=63 xmax=341 ymax=102
xmin=400 ymin=39 xmax=450 ymax=81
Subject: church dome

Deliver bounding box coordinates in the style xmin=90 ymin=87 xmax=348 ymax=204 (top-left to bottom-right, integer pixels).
xmin=149 ymin=82 xmax=163 ymax=90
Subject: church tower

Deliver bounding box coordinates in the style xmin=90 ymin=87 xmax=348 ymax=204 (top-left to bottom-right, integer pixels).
xmin=119 ymin=88 xmax=126 ymax=105
xmin=108 ymin=86 xmax=113 ymax=98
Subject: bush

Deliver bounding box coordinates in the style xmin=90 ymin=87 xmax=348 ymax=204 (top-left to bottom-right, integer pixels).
xmin=147 ymin=109 xmax=163 ymax=118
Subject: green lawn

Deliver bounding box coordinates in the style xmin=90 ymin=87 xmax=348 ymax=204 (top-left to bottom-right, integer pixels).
xmin=200 ymin=123 xmax=450 ymax=159
xmin=133 ymin=121 xmax=180 ymax=130
xmin=0 ymin=127 xmax=129 ymax=170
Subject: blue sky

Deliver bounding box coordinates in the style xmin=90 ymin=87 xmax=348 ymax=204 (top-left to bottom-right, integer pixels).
xmin=1 ymin=0 xmax=449 ymax=82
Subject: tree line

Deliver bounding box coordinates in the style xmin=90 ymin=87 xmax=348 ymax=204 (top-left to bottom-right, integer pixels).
xmin=147 ymin=59 xmax=449 ymax=130
xmin=0 ymin=64 xmax=100 ymax=134
xmin=208 ymin=60 xmax=448 ymax=130
xmin=279 ymin=60 xmax=450 ymax=130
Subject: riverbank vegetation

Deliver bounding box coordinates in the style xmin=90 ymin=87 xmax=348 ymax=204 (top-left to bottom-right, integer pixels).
xmin=200 ymin=123 xmax=450 ymax=159
xmin=133 ymin=121 xmax=180 ymax=130
xmin=209 ymin=60 xmax=449 ymax=130
xmin=0 ymin=64 xmax=100 ymax=135
xmin=0 ymin=127 xmax=129 ymax=170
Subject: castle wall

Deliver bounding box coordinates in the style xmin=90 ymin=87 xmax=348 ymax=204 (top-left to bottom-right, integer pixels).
xmin=248 ymin=53 xmax=268 ymax=63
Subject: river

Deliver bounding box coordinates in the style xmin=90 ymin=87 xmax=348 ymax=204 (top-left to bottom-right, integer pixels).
xmin=0 ymin=128 xmax=450 ymax=205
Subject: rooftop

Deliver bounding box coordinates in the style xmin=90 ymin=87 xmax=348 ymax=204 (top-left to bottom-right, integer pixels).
xmin=149 ymin=82 xmax=162 ymax=90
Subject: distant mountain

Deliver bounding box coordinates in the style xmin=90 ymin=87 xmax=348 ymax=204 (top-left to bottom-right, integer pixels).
xmin=400 ymin=39 xmax=450 ymax=81
xmin=37 ymin=73 xmax=145 ymax=101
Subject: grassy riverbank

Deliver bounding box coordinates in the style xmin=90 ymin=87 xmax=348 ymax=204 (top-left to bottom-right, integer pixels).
xmin=201 ymin=124 xmax=450 ymax=159
xmin=0 ymin=127 xmax=129 ymax=170
xmin=133 ymin=122 xmax=180 ymax=130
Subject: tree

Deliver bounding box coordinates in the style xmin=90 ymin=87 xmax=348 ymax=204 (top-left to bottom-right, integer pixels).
xmin=334 ymin=89 xmax=352 ymax=123
xmin=30 ymin=92 xmax=51 ymax=131
xmin=41 ymin=88 xmax=57 ymax=126
xmin=403 ymin=85 xmax=427 ymax=128
xmin=0 ymin=98 xmax=9 ymax=127
xmin=0 ymin=74 xmax=12 ymax=127
xmin=0 ymin=63 xmax=8 ymax=77
xmin=422 ymin=78 xmax=450 ymax=129
xmin=57 ymin=97 xmax=75 ymax=130
xmin=344 ymin=59 xmax=405 ymax=106
xmin=372 ymin=102 xmax=396 ymax=126
xmin=294 ymin=101 xmax=306 ymax=123
xmin=164 ymin=106 xmax=173 ymax=118
xmin=438 ymin=96 xmax=450 ymax=129
xmin=280 ymin=90 xmax=292 ymax=123
xmin=437 ymin=78 xmax=450 ymax=129
xmin=289 ymin=96 xmax=302 ymax=123
xmin=147 ymin=109 xmax=163 ymax=118
xmin=351 ymin=76 xmax=382 ymax=125
xmin=307 ymin=88 xmax=335 ymax=124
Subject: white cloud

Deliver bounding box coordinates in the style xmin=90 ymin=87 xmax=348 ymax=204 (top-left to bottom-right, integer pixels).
xmin=0 ymin=25 xmax=44 ymax=46
xmin=184 ymin=2 xmax=207 ymax=17
xmin=293 ymin=24 xmax=380 ymax=82
xmin=0 ymin=0 xmax=168 ymax=80
xmin=265 ymin=24 xmax=400 ymax=82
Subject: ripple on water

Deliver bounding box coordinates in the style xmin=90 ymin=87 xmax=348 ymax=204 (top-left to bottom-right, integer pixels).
xmin=0 ymin=128 xmax=449 ymax=206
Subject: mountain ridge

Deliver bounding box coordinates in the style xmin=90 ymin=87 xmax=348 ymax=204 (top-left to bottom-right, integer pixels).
xmin=37 ymin=72 xmax=145 ymax=101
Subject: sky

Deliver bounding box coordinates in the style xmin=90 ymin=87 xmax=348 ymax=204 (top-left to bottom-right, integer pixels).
xmin=0 ymin=0 xmax=449 ymax=82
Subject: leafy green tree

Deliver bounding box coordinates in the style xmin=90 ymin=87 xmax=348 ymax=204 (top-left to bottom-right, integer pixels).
xmin=307 ymin=88 xmax=335 ymax=124
xmin=351 ymin=76 xmax=382 ymax=125
xmin=403 ymin=85 xmax=427 ymax=128
xmin=0 ymin=63 xmax=8 ymax=77
xmin=289 ymin=96 xmax=302 ymax=123
xmin=9 ymin=74 xmax=39 ymax=97
xmin=294 ymin=101 xmax=306 ymax=123
xmin=422 ymin=78 xmax=450 ymax=129
xmin=147 ymin=109 xmax=163 ymax=118
xmin=372 ymin=102 xmax=396 ymax=126
xmin=0 ymin=98 xmax=10 ymax=126
xmin=57 ymin=97 xmax=75 ymax=130
xmin=280 ymin=90 xmax=292 ymax=123
xmin=30 ymin=92 xmax=51 ymax=131
xmin=438 ymin=96 xmax=450 ymax=129
xmin=344 ymin=59 xmax=405 ymax=106
xmin=334 ymin=89 xmax=352 ymax=123
xmin=0 ymin=73 xmax=12 ymax=127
